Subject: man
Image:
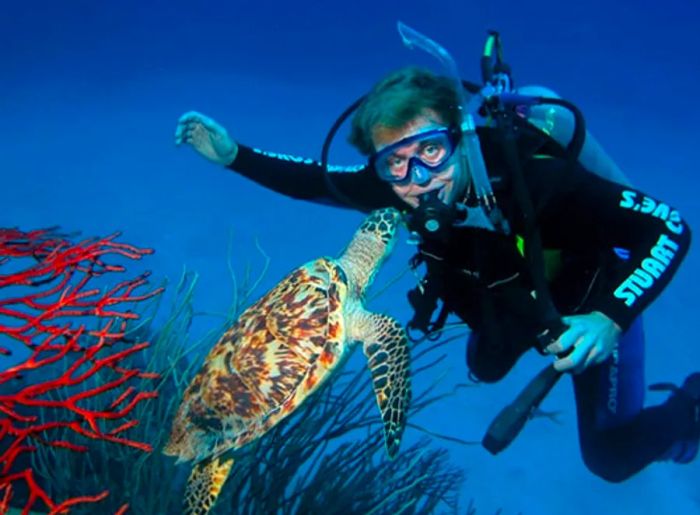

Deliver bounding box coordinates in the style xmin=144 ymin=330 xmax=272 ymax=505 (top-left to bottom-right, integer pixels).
xmin=174 ymin=66 xmax=696 ymax=482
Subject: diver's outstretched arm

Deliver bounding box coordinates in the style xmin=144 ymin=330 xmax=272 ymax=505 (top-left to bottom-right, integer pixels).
xmin=173 ymin=111 xmax=393 ymax=211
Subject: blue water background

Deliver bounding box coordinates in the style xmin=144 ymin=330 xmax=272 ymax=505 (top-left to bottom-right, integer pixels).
xmin=2 ymin=1 xmax=699 ymax=513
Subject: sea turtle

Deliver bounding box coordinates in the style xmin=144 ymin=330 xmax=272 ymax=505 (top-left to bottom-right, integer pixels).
xmin=163 ymin=207 xmax=411 ymax=514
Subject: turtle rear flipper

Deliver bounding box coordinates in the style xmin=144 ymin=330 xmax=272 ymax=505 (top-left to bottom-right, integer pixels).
xmin=184 ymin=456 xmax=234 ymax=515
xmin=361 ymin=313 xmax=411 ymax=459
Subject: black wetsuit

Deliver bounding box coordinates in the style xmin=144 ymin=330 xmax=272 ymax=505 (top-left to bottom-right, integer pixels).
xmin=227 ymin=126 xmax=692 ymax=481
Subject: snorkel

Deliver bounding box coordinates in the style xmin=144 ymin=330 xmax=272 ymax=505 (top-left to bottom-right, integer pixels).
xmin=397 ymin=22 xmax=503 ymax=238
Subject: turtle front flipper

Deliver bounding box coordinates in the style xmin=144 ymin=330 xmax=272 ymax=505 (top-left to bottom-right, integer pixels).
xmin=361 ymin=313 xmax=411 ymax=459
xmin=184 ymin=456 xmax=234 ymax=515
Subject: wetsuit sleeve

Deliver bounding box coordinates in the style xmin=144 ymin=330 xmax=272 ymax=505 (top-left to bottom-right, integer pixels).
xmin=226 ymin=144 xmax=399 ymax=212
xmin=527 ymin=158 xmax=692 ymax=331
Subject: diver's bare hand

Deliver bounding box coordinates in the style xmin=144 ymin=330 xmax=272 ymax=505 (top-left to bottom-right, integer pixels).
xmin=175 ymin=111 xmax=238 ymax=166
xmin=546 ymin=311 xmax=622 ymax=374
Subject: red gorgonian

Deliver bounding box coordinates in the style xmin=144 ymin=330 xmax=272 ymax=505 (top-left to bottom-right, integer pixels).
xmin=0 ymin=227 xmax=163 ymax=514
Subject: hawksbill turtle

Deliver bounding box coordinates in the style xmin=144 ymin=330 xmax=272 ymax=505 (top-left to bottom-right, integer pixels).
xmin=163 ymin=207 xmax=412 ymax=514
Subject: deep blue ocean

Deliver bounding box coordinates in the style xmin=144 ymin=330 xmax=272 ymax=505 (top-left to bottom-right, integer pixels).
xmin=3 ymin=1 xmax=699 ymax=513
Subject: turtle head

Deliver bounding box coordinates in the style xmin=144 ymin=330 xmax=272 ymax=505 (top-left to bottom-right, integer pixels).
xmin=163 ymin=406 xmax=217 ymax=463
xmin=338 ymin=208 xmax=403 ymax=295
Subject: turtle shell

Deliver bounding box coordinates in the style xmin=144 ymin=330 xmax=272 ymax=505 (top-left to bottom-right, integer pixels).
xmin=164 ymin=257 xmax=348 ymax=462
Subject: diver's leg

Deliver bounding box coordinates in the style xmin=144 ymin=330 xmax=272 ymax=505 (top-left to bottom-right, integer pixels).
xmin=466 ymin=332 xmax=514 ymax=383
xmin=573 ymin=317 xmax=699 ymax=482
xmin=466 ymin=323 xmax=532 ymax=383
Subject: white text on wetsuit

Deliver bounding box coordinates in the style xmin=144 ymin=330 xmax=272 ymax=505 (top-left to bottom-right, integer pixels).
xmin=619 ymin=190 xmax=684 ymax=235
xmin=614 ymin=234 xmax=680 ymax=307
xmin=251 ymin=148 xmax=364 ymax=173
xmin=615 ymin=190 xmax=685 ymax=307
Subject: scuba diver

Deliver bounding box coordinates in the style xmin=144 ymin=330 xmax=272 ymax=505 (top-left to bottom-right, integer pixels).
xmin=173 ymin=24 xmax=697 ymax=482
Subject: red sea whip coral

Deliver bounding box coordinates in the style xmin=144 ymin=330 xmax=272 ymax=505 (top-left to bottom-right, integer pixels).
xmin=0 ymin=228 xmax=163 ymax=514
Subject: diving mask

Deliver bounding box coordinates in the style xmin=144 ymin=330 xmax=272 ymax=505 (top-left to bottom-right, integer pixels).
xmin=370 ymin=126 xmax=461 ymax=185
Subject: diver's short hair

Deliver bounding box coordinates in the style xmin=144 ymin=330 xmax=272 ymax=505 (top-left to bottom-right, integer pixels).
xmin=348 ymin=67 xmax=461 ymax=156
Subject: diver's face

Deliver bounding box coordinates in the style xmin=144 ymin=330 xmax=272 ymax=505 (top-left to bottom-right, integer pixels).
xmin=371 ymin=110 xmax=459 ymax=208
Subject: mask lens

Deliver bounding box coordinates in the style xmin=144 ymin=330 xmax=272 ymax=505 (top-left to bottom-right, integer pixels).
xmin=417 ymin=134 xmax=450 ymax=166
xmin=372 ymin=128 xmax=455 ymax=183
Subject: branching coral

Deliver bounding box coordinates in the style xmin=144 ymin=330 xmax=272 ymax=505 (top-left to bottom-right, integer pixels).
xmin=0 ymin=228 xmax=162 ymax=514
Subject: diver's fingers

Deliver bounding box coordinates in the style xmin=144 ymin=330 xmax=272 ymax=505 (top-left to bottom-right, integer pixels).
xmin=553 ymin=355 xmax=574 ymax=372
xmin=547 ymin=324 xmax=583 ymax=354
xmin=582 ymin=344 xmax=601 ymax=370
xmin=177 ymin=111 xmax=206 ymax=125
xmin=175 ymin=112 xmax=214 ymax=144
xmin=571 ymin=351 xmax=592 ymax=375
xmin=554 ymin=339 xmax=584 ymax=372
xmin=178 ymin=124 xmax=208 ymax=146
xmin=179 ymin=111 xmax=221 ymax=132
xmin=175 ymin=122 xmax=187 ymax=144
xmin=555 ymin=333 xmax=595 ymax=373
xmin=182 ymin=125 xmax=197 ymax=141
xmin=574 ymin=340 xmax=602 ymax=374
xmin=175 ymin=114 xmax=199 ymax=144
xmin=591 ymin=339 xmax=616 ymax=368
xmin=176 ymin=124 xmax=192 ymax=145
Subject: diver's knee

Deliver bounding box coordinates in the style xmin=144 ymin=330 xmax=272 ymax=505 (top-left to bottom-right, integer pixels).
xmin=466 ymin=342 xmax=511 ymax=383
xmin=467 ymin=366 xmax=507 ymax=384
xmin=580 ymin=444 xmax=632 ymax=483
xmin=584 ymin=462 xmax=629 ymax=483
